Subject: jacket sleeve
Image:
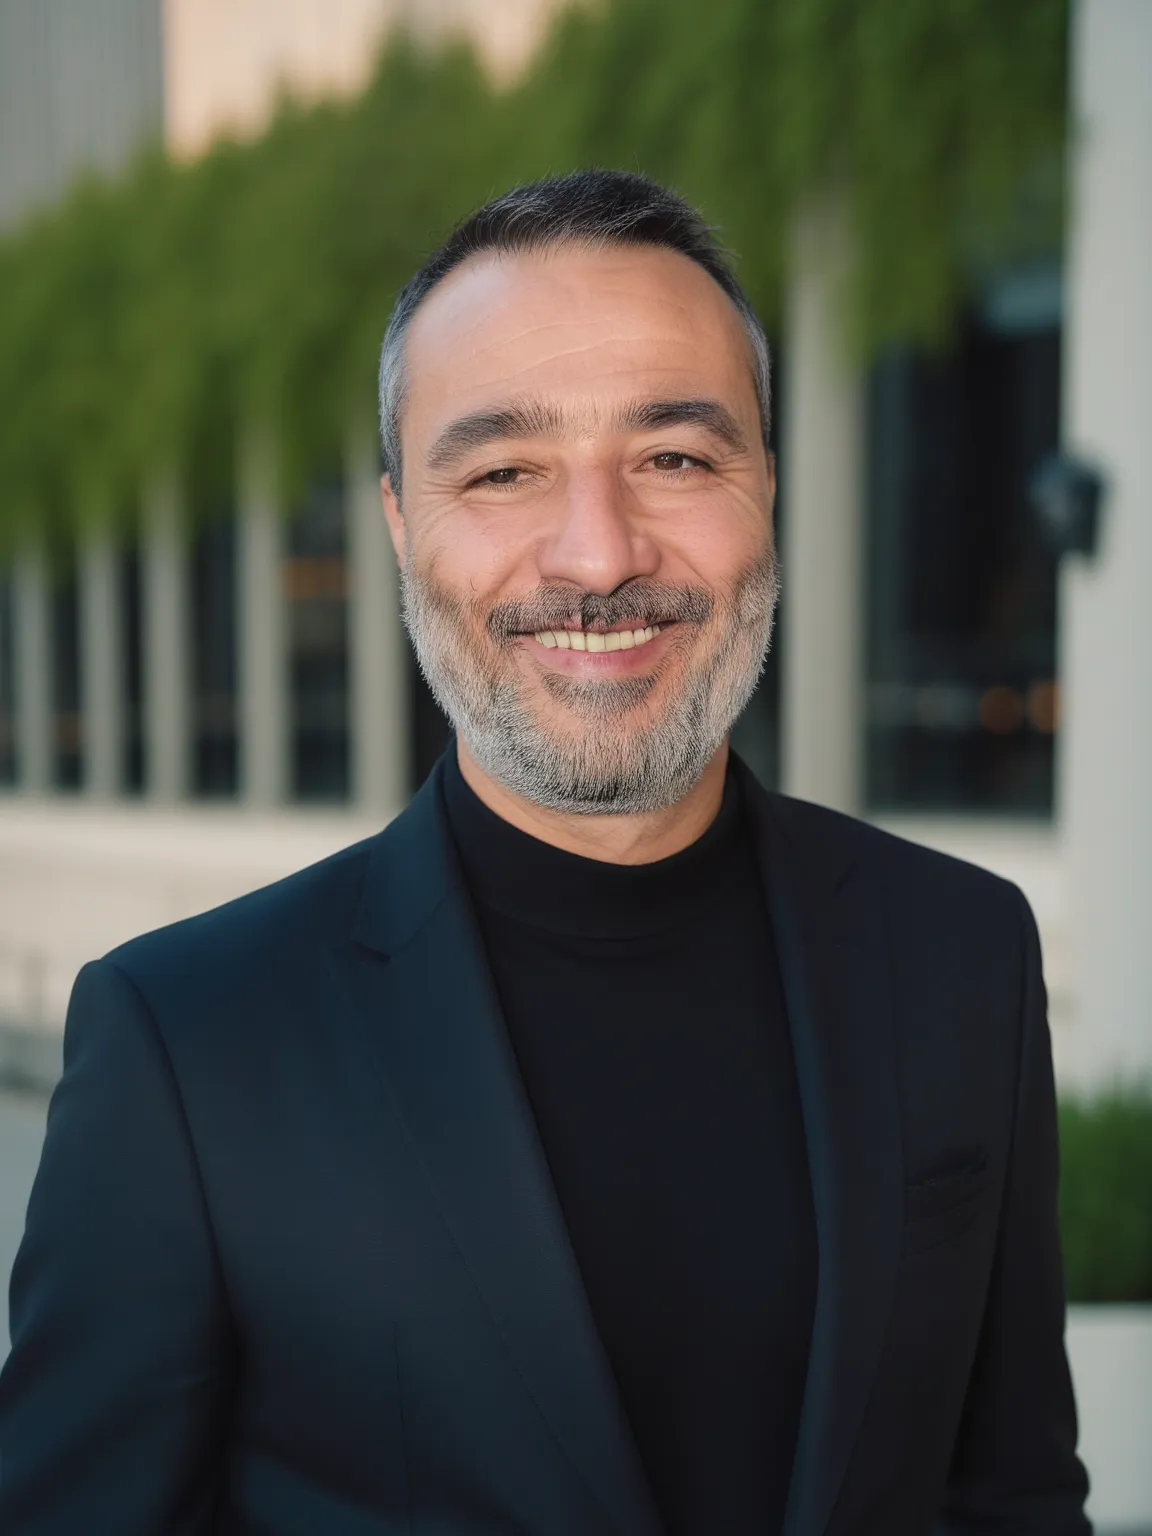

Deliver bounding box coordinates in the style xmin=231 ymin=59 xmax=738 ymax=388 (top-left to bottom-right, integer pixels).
xmin=936 ymin=888 xmax=1092 ymax=1534
xmin=0 ymin=958 xmax=235 ymax=1534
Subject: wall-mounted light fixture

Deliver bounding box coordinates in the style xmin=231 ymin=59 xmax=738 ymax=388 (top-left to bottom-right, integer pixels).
xmin=1028 ymin=453 xmax=1107 ymax=559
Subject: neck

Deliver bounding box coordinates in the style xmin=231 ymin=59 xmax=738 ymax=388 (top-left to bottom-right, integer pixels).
xmin=454 ymin=739 xmax=730 ymax=866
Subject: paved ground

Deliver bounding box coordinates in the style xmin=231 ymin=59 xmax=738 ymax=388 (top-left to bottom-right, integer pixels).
xmin=0 ymin=1085 xmax=49 ymax=1355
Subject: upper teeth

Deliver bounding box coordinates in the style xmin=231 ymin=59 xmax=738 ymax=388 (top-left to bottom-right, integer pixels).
xmin=533 ymin=625 xmax=662 ymax=652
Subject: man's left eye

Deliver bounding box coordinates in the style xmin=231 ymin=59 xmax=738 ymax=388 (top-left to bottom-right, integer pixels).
xmin=649 ymin=453 xmax=706 ymax=473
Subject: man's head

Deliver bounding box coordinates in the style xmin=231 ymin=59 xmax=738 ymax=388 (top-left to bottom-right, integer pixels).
xmin=378 ymin=168 xmax=779 ymax=817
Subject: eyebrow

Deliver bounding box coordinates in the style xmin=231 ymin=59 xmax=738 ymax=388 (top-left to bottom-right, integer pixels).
xmin=425 ymin=395 xmax=749 ymax=472
xmin=615 ymin=397 xmax=748 ymax=454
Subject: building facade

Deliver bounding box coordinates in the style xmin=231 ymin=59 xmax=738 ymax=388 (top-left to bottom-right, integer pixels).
xmin=0 ymin=0 xmax=1148 ymax=1091
xmin=0 ymin=0 xmax=162 ymax=234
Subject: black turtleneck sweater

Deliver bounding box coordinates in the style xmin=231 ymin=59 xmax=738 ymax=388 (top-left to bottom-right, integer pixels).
xmin=442 ymin=748 xmax=816 ymax=1536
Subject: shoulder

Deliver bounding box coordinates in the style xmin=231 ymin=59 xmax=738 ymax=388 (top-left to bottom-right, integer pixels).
xmin=101 ymin=831 xmax=380 ymax=1002
xmin=766 ymin=790 xmax=1029 ymax=934
xmin=763 ymin=794 xmax=1040 ymax=1102
xmin=70 ymin=771 xmax=448 ymax=1072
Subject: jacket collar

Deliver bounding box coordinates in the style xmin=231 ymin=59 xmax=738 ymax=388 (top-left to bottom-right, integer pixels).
xmin=737 ymin=763 xmax=905 ymax=1536
xmin=347 ymin=753 xmax=905 ymax=1536
xmin=345 ymin=758 xmax=665 ymax=1536
xmin=350 ymin=761 xmax=452 ymax=958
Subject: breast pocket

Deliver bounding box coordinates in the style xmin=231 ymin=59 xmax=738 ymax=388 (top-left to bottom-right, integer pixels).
xmin=904 ymin=1156 xmax=994 ymax=1256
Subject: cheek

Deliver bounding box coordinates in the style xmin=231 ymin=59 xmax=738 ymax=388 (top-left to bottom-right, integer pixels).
xmin=668 ymin=506 xmax=770 ymax=592
xmin=413 ymin=504 xmax=544 ymax=603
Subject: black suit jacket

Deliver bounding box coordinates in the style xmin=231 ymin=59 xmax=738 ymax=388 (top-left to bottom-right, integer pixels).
xmin=0 ymin=756 xmax=1090 ymax=1535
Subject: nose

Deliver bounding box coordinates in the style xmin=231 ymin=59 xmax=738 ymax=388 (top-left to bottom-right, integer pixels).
xmin=535 ymin=467 xmax=660 ymax=594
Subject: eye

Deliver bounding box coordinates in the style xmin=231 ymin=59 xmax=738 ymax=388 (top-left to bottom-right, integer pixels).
xmin=474 ymin=466 xmax=521 ymax=487
xmin=648 ymin=452 xmax=710 ymax=475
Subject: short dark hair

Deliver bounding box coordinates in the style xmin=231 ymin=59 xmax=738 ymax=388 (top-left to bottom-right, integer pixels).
xmin=377 ymin=168 xmax=771 ymax=492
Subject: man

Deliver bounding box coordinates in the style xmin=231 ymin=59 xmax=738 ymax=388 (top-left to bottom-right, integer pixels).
xmin=0 ymin=170 xmax=1090 ymax=1534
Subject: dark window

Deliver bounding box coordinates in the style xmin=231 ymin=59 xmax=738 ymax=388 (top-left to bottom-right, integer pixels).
xmin=191 ymin=514 xmax=238 ymax=796
xmin=288 ymin=477 xmax=349 ymax=801
xmin=866 ymin=289 xmax=1061 ymax=816
xmin=122 ymin=540 xmax=144 ymax=794
xmin=51 ymin=553 xmax=81 ymax=791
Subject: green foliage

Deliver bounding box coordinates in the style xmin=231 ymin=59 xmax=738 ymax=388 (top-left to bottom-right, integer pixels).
xmin=0 ymin=0 xmax=1068 ymax=538
xmin=1060 ymin=1086 xmax=1152 ymax=1304
xmin=517 ymin=0 xmax=1067 ymax=345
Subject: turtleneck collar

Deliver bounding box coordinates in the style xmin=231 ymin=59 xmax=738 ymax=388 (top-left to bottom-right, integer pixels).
xmin=441 ymin=741 xmax=747 ymax=942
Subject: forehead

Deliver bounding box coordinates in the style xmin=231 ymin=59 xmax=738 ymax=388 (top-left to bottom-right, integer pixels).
xmin=401 ymin=244 xmax=758 ymax=440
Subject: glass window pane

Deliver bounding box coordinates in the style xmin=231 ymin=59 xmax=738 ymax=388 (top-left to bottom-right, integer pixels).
xmin=866 ymin=315 xmax=1060 ymax=815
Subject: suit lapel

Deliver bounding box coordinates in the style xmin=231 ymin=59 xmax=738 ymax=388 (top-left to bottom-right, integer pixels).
xmin=741 ymin=768 xmax=906 ymax=1536
xmin=333 ymin=764 xmax=664 ymax=1536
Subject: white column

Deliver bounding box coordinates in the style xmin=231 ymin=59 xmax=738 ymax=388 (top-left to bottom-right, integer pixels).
xmin=346 ymin=420 xmax=409 ymax=819
xmin=1058 ymin=0 xmax=1152 ymax=1085
xmin=13 ymin=538 xmax=52 ymax=794
xmin=780 ymin=196 xmax=867 ymax=815
xmin=79 ymin=525 xmax=123 ymax=798
xmin=238 ymin=422 xmax=288 ymax=806
xmin=142 ymin=468 xmax=191 ymax=802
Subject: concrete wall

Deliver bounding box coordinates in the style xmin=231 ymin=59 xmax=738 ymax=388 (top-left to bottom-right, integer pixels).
xmin=1058 ymin=0 xmax=1152 ymax=1085
xmin=0 ymin=0 xmax=162 ymax=232
xmin=0 ymin=799 xmax=382 ymax=1053
xmin=0 ymin=801 xmax=1077 ymax=1084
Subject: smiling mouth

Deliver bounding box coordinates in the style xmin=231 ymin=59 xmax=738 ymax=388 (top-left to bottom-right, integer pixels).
xmin=531 ymin=624 xmax=663 ymax=653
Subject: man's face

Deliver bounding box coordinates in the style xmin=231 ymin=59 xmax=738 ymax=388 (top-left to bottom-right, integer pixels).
xmin=384 ymin=242 xmax=778 ymax=814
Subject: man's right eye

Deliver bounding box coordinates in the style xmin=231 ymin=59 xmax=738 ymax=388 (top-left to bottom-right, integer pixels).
xmin=471 ymin=467 xmax=521 ymax=488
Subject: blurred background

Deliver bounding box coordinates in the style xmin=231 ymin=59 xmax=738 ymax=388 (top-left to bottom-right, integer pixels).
xmin=0 ymin=0 xmax=1148 ymax=1528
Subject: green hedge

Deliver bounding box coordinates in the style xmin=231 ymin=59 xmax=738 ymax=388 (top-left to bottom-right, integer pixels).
xmin=0 ymin=0 xmax=1068 ymax=542
xmin=1060 ymin=1086 xmax=1152 ymax=1304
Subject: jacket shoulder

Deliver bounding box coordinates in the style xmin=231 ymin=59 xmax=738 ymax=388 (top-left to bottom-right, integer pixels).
xmin=102 ymin=830 xmax=380 ymax=993
xmin=767 ymin=790 xmax=1025 ymax=916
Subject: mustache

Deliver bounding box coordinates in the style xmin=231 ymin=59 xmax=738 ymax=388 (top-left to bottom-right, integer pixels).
xmin=486 ymin=581 xmax=715 ymax=645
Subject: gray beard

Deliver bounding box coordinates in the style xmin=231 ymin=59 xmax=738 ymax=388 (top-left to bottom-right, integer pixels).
xmin=400 ymin=550 xmax=779 ymax=815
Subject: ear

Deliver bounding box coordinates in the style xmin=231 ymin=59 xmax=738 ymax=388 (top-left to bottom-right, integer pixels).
xmin=381 ymin=473 xmax=405 ymax=568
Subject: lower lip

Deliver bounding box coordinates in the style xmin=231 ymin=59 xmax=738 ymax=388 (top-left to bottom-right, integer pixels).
xmin=517 ymin=626 xmax=677 ymax=676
